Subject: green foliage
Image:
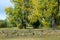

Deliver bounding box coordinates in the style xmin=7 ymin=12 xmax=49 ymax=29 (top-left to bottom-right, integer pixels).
xmin=28 ymin=0 xmax=58 ymax=29
xmin=5 ymin=0 xmax=60 ymax=29
xmin=0 ymin=20 xmax=7 ymax=28
xmin=57 ymin=25 xmax=60 ymax=29
xmin=5 ymin=0 xmax=31 ymax=29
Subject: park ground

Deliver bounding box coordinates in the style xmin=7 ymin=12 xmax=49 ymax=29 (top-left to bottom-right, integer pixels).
xmin=0 ymin=27 xmax=60 ymax=40
xmin=0 ymin=36 xmax=60 ymax=40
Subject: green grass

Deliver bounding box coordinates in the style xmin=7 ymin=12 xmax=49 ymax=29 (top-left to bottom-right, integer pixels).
xmin=0 ymin=36 xmax=60 ymax=40
xmin=0 ymin=27 xmax=19 ymax=30
xmin=0 ymin=27 xmax=60 ymax=40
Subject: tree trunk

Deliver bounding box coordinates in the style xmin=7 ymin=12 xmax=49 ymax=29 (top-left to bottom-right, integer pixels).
xmin=52 ymin=17 xmax=57 ymax=30
xmin=22 ymin=20 xmax=26 ymax=29
xmin=33 ymin=20 xmax=40 ymax=29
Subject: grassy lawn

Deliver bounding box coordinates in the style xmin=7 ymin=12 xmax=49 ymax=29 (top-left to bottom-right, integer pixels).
xmin=0 ymin=27 xmax=60 ymax=40
xmin=0 ymin=36 xmax=60 ymax=40
xmin=0 ymin=27 xmax=19 ymax=30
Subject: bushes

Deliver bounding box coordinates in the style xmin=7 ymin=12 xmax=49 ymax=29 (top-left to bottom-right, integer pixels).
xmin=57 ymin=25 xmax=60 ymax=29
xmin=0 ymin=21 xmax=7 ymax=28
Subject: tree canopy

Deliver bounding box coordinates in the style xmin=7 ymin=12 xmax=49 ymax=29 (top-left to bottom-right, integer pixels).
xmin=5 ymin=0 xmax=60 ymax=29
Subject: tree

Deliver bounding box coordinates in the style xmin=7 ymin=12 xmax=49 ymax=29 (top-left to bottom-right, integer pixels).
xmin=5 ymin=0 xmax=59 ymax=29
xmin=28 ymin=0 xmax=59 ymax=29
xmin=28 ymin=0 xmax=43 ymax=28
xmin=41 ymin=0 xmax=58 ymax=29
xmin=5 ymin=0 xmax=31 ymax=29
